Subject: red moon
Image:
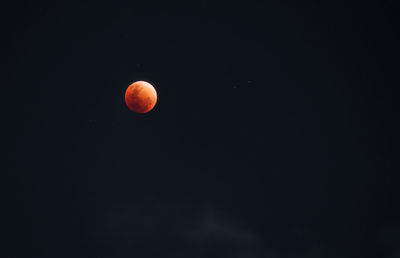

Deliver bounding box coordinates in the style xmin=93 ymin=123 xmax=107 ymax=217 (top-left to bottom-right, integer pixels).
xmin=125 ymin=81 xmax=157 ymax=113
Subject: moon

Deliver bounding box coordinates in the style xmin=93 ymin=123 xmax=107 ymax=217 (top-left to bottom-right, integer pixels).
xmin=125 ymin=81 xmax=157 ymax=113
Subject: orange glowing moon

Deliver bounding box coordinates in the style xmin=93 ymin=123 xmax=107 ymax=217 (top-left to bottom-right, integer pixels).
xmin=125 ymin=81 xmax=157 ymax=113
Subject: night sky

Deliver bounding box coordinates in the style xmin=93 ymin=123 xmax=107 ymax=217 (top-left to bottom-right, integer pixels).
xmin=5 ymin=1 xmax=399 ymax=257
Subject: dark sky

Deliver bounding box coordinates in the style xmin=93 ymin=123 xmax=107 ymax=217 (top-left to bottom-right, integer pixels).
xmin=5 ymin=1 xmax=399 ymax=257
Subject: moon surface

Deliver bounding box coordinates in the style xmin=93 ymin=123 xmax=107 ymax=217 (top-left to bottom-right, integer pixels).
xmin=125 ymin=81 xmax=157 ymax=113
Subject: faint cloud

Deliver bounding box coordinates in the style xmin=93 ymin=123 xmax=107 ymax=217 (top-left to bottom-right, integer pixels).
xmin=190 ymin=210 xmax=257 ymax=241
